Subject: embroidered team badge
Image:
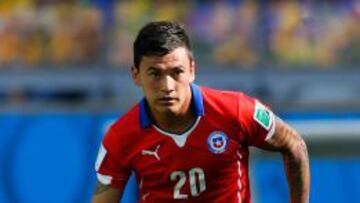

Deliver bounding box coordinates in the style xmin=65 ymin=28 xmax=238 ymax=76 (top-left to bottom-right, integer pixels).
xmin=207 ymin=131 xmax=229 ymax=154
xmin=253 ymin=100 xmax=273 ymax=130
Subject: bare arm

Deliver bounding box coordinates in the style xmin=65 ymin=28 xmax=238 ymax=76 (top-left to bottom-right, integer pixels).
xmin=262 ymin=117 xmax=310 ymax=203
xmin=91 ymin=180 xmax=124 ymax=203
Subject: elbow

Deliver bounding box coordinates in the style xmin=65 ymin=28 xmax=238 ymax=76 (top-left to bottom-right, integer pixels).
xmin=297 ymin=138 xmax=309 ymax=162
xmin=283 ymin=135 xmax=309 ymax=162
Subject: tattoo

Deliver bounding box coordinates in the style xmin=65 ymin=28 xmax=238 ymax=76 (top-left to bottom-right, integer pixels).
xmin=269 ymin=118 xmax=310 ymax=203
xmin=94 ymin=180 xmax=111 ymax=194
xmin=281 ymin=125 xmax=310 ymax=203
xmin=283 ymin=147 xmax=310 ymax=203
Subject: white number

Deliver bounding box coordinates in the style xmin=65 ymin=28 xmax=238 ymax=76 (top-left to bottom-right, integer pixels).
xmin=189 ymin=168 xmax=206 ymax=197
xmin=170 ymin=171 xmax=188 ymax=199
xmin=170 ymin=167 xmax=206 ymax=199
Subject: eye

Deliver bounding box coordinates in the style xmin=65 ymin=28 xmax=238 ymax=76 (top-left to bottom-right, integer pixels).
xmin=173 ymin=69 xmax=184 ymax=76
xmin=148 ymin=71 xmax=160 ymax=78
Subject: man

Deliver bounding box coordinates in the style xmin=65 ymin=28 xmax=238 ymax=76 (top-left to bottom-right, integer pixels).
xmin=92 ymin=21 xmax=310 ymax=203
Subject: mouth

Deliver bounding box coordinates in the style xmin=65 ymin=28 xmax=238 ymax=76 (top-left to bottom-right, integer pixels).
xmin=158 ymin=97 xmax=178 ymax=105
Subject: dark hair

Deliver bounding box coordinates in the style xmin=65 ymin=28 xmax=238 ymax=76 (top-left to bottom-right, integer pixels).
xmin=133 ymin=21 xmax=192 ymax=69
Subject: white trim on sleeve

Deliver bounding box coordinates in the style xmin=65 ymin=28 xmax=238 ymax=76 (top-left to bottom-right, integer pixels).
xmin=265 ymin=113 xmax=276 ymax=141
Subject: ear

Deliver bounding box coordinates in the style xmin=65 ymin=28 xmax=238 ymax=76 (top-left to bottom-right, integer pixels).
xmin=131 ymin=66 xmax=141 ymax=86
xmin=189 ymin=59 xmax=195 ymax=82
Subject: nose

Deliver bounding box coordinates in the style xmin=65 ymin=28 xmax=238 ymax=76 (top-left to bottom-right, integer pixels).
xmin=160 ymin=75 xmax=175 ymax=94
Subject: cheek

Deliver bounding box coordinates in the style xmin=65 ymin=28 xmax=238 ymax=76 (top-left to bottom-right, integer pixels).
xmin=177 ymin=81 xmax=191 ymax=95
xmin=142 ymin=81 xmax=157 ymax=97
xmin=142 ymin=85 xmax=153 ymax=94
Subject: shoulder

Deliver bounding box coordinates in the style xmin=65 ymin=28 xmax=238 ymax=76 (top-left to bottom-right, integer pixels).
xmin=199 ymin=85 xmax=262 ymax=114
xmin=102 ymin=103 xmax=141 ymax=149
xmin=200 ymin=86 xmax=246 ymax=110
xmin=199 ymin=86 xmax=243 ymax=124
xmin=112 ymin=104 xmax=141 ymax=132
xmin=200 ymin=85 xmax=266 ymax=123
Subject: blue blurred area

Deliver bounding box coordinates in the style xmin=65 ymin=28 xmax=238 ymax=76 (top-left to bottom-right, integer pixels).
xmin=252 ymin=158 xmax=360 ymax=203
xmin=0 ymin=113 xmax=138 ymax=203
xmin=0 ymin=113 xmax=360 ymax=203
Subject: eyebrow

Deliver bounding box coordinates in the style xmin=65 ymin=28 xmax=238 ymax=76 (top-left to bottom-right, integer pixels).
xmin=146 ymin=65 xmax=184 ymax=72
xmin=172 ymin=66 xmax=185 ymax=70
xmin=146 ymin=66 xmax=161 ymax=72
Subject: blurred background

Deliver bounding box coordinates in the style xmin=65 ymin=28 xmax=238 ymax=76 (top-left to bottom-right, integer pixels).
xmin=0 ymin=0 xmax=359 ymax=202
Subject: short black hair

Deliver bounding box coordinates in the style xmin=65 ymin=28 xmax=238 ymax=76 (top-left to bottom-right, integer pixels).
xmin=133 ymin=21 xmax=192 ymax=69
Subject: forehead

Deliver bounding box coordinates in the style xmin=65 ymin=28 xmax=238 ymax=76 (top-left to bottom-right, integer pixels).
xmin=140 ymin=47 xmax=190 ymax=70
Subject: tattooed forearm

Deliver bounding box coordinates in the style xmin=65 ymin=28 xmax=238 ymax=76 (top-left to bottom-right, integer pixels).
xmin=283 ymin=140 xmax=310 ymax=203
xmin=280 ymin=125 xmax=310 ymax=203
xmin=94 ymin=180 xmax=111 ymax=194
xmin=267 ymin=118 xmax=310 ymax=203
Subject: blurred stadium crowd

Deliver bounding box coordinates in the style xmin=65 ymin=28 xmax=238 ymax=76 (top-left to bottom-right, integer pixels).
xmin=1 ymin=2 xmax=360 ymax=203
xmin=0 ymin=0 xmax=359 ymax=69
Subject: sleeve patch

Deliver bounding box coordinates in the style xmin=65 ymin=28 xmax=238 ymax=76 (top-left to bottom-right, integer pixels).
xmin=253 ymin=100 xmax=273 ymax=131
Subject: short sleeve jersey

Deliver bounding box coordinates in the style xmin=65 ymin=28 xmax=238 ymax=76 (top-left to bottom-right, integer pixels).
xmin=95 ymin=84 xmax=276 ymax=203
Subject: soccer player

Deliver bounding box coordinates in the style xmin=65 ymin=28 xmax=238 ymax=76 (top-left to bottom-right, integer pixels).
xmin=92 ymin=21 xmax=310 ymax=203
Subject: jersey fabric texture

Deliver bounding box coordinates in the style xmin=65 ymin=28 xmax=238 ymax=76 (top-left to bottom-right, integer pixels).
xmin=95 ymin=83 xmax=276 ymax=203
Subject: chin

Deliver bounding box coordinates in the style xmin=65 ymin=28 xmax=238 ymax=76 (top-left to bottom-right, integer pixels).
xmin=156 ymin=105 xmax=179 ymax=115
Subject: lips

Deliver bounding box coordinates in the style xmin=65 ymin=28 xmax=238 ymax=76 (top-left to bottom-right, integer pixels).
xmin=158 ymin=97 xmax=177 ymax=105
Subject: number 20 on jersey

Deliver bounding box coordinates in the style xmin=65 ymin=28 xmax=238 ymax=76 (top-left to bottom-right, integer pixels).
xmin=170 ymin=167 xmax=206 ymax=199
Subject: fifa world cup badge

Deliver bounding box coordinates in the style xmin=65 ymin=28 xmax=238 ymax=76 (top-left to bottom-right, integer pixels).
xmin=207 ymin=131 xmax=229 ymax=154
xmin=253 ymin=100 xmax=273 ymax=130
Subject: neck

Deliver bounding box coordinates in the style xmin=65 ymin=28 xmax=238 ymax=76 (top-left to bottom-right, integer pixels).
xmin=152 ymin=109 xmax=196 ymax=134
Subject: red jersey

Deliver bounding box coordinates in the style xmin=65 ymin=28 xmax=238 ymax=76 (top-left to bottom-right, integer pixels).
xmin=95 ymin=84 xmax=276 ymax=203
